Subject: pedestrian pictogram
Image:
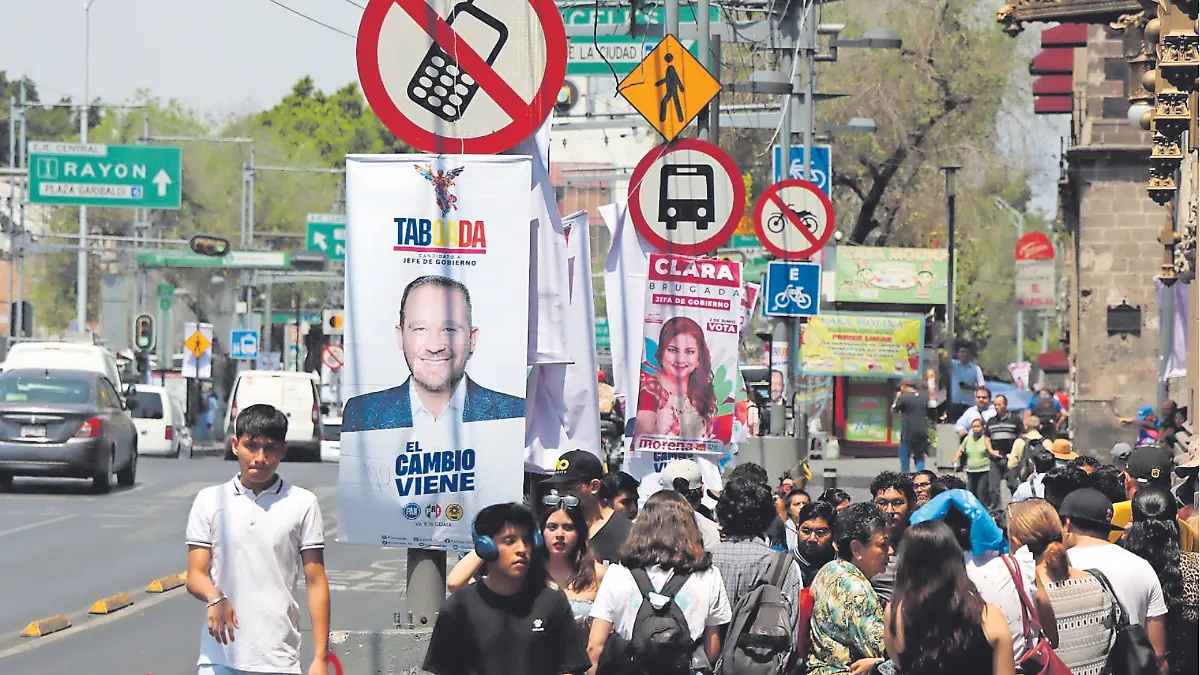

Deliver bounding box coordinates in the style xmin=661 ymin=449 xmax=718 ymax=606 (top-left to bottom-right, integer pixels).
xmin=186 ymin=330 xmax=211 ymax=359
xmin=753 ymin=179 xmax=835 ymax=260
xmin=618 ymin=34 xmax=720 ymax=141
xmin=356 ymin=0 xmax=568 ymax=154
xmin=627 ymin=139 xmax=745 ymax=256
xmin=765 ymin=261 xmax=821 ymax=318
xmin=322 ymin=344 xmax=346 ymax=371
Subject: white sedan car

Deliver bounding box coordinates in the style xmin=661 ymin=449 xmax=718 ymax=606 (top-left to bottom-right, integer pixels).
xmin=320 ymin=416 xmax=341 ymax=463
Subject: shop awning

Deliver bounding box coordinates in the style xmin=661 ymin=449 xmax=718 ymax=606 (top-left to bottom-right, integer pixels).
xmin=1037 ymin=348 xmax=1069 ymax=373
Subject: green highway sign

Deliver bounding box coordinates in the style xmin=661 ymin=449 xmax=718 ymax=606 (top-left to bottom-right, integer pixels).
xmin=159 ymin=298 xmax=172 ymax=311
xmin=558 ymin=3 xmax=720 ymax=26
xmin=28 ymin=142 xmax=182 ymax=209
xmin=306 ymin=213 xmax=346 ymax=261
xmin=595 ymin=317 xmax=611 ymax=350
xmin=136 ymin=250 xmax=291 ymax=269
xmin=730 ymin=234 xmax=760 ymax=249
xmin=156 ymin=283 xmax=175 ymax=298
xmin=568 ymin=36 xmax=698 ymax=77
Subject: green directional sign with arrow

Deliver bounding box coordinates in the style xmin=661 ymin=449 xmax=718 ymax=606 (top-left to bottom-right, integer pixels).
xmin=306 ymin=213 xmax=346 ymax=262
xmin=28 ymin=142 xmax=182 ymax=209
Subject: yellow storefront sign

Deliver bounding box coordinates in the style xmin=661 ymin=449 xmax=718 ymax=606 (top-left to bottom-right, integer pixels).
xmin=801 ymin=312 xmax=925 ymax=378
xmin=618 ymin=34 xmax=721 ymax=141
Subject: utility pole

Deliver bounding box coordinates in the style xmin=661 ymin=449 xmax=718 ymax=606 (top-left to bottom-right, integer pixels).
xmin=994 ymin=197 xmax=1026 ymax=364
xmin=16 ymin=82 xmax=27 ymax=339
xmin=942 ymin=165 xmax=961 ymax=364
xmin=77 ymin=1 xmax=93 ymax=333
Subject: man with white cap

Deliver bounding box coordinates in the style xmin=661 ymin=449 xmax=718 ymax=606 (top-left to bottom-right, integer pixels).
xmin=662 ymin=458 xmax=722 ymax=550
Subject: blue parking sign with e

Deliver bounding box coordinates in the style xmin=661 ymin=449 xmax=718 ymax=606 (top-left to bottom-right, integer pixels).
xmin=771 ymin=145 xmax=832 ymax=196
xmin=765 ymin=261 xmax=821 ymax=317
xmin=230 ymin=330 xmax=259 ymax=360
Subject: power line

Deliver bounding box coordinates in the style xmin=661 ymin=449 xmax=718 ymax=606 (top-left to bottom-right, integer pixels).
xmin=337 ymin=0 xmax=365 ymax=9
xmin=263 ymin=0 xmax=356 ymax=39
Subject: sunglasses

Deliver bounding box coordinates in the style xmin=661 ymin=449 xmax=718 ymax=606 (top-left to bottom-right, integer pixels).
xmin=542 ymin=491 xmax=580 ymax=508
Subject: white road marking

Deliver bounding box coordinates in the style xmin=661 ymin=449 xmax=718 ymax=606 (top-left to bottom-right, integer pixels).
xmin=0 ymin=586 xmax=188 ymax=662
xmin=0 ymin=514 xmax=74 ymax=538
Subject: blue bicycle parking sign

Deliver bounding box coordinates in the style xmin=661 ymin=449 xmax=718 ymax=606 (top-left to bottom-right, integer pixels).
xmin=765 ymin=261 xmax=821 ymax=317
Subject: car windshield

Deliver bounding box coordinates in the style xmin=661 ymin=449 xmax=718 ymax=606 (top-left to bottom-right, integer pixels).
xmin=130 ymin=391 xmax=165 ymax=419
xmin=0 ymin=376 xmax=92 ymax=405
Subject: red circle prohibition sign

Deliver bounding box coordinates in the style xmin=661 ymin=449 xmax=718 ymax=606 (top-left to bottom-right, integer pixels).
xmin=752 ymin=179 xmax=834 ymax=260
xmin=356 ymin=0 xmax=568 ymax=154
xmin=627 ymin=138 xmax=746 ymax=257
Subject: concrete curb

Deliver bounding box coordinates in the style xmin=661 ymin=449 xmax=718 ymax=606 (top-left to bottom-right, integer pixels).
xmin=329 ymin=629 xmax=433 ymax=675
xmin=19 ymin=615 xmax=70 ymax=638
xmin=88 ymin=592 xmax=133 ymax=615
xmin=146 ymin=572 xmax=186 ymax=593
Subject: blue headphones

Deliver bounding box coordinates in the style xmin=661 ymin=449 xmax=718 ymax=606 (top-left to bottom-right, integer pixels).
xmin=472 ymin=521 xmax=544 ymax=562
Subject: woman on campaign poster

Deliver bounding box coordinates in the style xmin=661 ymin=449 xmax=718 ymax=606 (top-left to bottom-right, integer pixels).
xmin=634 ymin=317 xmax=718 ymax=439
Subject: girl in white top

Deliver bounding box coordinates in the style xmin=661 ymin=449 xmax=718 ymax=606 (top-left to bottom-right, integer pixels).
xmin=586 ymin=490 xmax=733 ymax=674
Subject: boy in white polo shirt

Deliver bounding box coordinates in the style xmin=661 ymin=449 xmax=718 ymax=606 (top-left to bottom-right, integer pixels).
xmin=185 ymin=404 xmax=330 ymax=675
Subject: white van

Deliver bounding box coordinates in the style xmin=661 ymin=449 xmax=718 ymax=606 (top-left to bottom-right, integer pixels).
xmin=3 ymin=342 xmax=123 ymax=391
xmin=224 ymin=371 xmax=323 ymax=461
xmin=129 ymin=385 xmax=191 ymax=457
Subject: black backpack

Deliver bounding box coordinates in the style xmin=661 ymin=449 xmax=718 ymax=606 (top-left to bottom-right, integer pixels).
xmin=626 ymin=569 xmax=695 ymax=675
xmin=714 ymin=552 xmax=796 ymax=675
xmin=1019 ymin=435 xmax=1050 ymax=481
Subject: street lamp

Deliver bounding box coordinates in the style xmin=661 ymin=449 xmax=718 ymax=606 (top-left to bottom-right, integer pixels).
xmin=76 ymin=0 xmax=100 ymax=332
xmin=941 ymin=164 xmax=961 ymax=361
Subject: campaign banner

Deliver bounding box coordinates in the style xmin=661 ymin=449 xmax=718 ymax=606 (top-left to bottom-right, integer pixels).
xmin=740 ymin=281 xmax=760 ymax=338
xmin=339 ymin=155 xmax=532 ymax=550
xmin=801 ymin=312 xmax=924 ymax=378
xmin=632 ymin=254 xmax=744 ymax=455
xmin=834 ymin=247 xmax=949 ymax=304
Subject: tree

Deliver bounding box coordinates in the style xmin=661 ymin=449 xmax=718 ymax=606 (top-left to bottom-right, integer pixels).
xmin=0 ymin=73 xmax=84 ymax=168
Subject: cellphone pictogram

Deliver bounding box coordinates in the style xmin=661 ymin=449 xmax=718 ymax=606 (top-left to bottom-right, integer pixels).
xmin=406 ymin=2 xmax=509 ymax=122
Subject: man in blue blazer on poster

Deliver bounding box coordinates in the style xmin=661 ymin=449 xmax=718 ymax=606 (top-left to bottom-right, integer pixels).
xmin=342 ymin=275 xmax=525 ymax=433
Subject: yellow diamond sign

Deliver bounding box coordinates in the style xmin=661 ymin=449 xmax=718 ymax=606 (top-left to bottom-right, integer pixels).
xmin=618 ymin=34 xmax=721 ymax=141
xmin=186 ymin=331 xmax=211 ymax=359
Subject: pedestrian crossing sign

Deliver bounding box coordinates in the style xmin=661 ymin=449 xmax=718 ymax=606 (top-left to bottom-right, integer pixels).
xmin=618 ymin=34 xmax=720 ymax=141
xmin=186 ymin=330 xmax=211 ymax=359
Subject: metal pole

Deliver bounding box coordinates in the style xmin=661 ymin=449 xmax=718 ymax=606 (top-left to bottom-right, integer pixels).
xmin=15 ymin=88 xmax=26 ymax=339
xmin=801 ymin=5 xmax=816 ymax=183
xmin=1015 ymin=212 xmax=1024 ymax=365
xmin=248 ymin=146 xmax=256 ymax=248
xmin=1041 ymin=315 xmax=1050 ymax=353
xmin=405 ymin=549 xmax=447 ymax=628
xmin=240 ymin=161 xmax=248 ymax=248
xmin=264 ymin=278 xmax=273 ymax=357
xmin=138 ymin=113 xmax=150 ymax=315
xmin=665 ymin=0 xmax=679 ymax=36
xmin=696 ymin=0 xmax=711 ymax=141
xmin=8 ymin=96 xmax=15 ymax=338
xmin=943 ymin=166 xmax=959 ymax=363
xmin=295 ymin=292 xmax=301 ymax=372
xmin=77 ymin=2 xmax=90 ymax=332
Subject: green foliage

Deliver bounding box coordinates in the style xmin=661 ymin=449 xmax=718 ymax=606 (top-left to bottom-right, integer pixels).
xmin=0 ymin=73 xmax=85 ymax=167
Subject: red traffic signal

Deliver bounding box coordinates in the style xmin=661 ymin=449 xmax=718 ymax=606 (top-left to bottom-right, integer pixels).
xmin=190 ymin=235 xmax=230 ymax=257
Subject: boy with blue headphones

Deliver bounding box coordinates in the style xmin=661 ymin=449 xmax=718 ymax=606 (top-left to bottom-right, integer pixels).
xmin=422 ymin=502 xmax=591 ymax=675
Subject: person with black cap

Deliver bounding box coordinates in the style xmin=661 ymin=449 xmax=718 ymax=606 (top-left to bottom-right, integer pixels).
xmin=1109 ymin=446 xmax=1175 ymax=543
xmin=542 ymin=450 xmax=631 ymax=564
xmin=1062 ymin=488 xmax=1169 ymax=670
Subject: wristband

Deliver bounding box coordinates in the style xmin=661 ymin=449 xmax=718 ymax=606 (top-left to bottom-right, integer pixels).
xmin=207 ymin=594 xmax=226 ymax=608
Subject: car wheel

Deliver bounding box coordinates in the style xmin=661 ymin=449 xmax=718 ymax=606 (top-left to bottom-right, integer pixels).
xmin=117 ymin=445 xmax=137 ymax=487
xmin=92 ymin=450 xmax=114 ymax=494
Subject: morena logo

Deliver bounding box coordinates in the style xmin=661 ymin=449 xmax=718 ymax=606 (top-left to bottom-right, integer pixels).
xmin=403 ymin=503 xmax=421 ymax=521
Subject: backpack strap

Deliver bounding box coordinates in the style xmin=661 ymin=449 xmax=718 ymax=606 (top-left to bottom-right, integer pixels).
xmin=1000 ymin=554 xmax=1039 ymax=642
xmin=764 ymin=551 xmax=792 ymax=589
xmin=658 ymin=569 xmax=691 ymax=600
xmin=631 ymin=568 xmax=658 ymax=600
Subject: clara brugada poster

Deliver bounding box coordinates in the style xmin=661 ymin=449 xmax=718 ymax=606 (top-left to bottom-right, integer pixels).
xmin=338 ymin=154 xmax=531 ymax=550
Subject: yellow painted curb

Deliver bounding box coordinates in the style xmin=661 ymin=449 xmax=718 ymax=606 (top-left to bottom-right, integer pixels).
xmin=146 ymin=572 xmax=186 ymax=593
xmin=88 ymin=592 xmax=133 ymax=615
xmin=20 ymin=614 xmax=70 ymax=638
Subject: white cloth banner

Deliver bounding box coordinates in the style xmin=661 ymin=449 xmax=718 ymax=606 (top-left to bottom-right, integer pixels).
xmin=525 ymin=210 xmax=603 ymax=470
xmin=339 ymin=154 xmax=531 ymax=550
xmin=601 ymin=201 xmax=651 ymax=427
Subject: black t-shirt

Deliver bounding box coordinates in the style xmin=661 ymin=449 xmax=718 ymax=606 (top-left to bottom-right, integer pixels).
xmin=892 ymin=390 xmax=929 ymax=441
xmin=423 ymin=580 xmax=591 ymax=675
xmin=985 ymin=411 xmax=1024 ymax=455
xmin=765 ymin=516 xmax=788 ymax=550
xmin=589 ymin=511 xmax=632 ymax=564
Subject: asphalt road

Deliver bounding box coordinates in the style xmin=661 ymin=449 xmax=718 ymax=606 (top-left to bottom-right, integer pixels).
xmin=0 ymin=453 xmax=410 ymax=675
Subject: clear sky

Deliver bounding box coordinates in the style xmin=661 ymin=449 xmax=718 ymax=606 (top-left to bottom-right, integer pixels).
xmin=0 ymin=0 xmax=363 ymax=114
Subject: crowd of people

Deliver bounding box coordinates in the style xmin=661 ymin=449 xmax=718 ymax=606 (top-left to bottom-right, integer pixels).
xmin=421 ymin=437 xmax=1200 ymax=675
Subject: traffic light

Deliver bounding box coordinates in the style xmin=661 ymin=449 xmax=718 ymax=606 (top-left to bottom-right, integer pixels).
xmin=189 ymin=234 xmax=230 ymax=257
xmin=133 ymin=314 xmax=155 ymax=351
xmin=555 ymin=81 xmax=579 ymax=115
xmin=322 ymin=309 xmax=345 ymax=335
